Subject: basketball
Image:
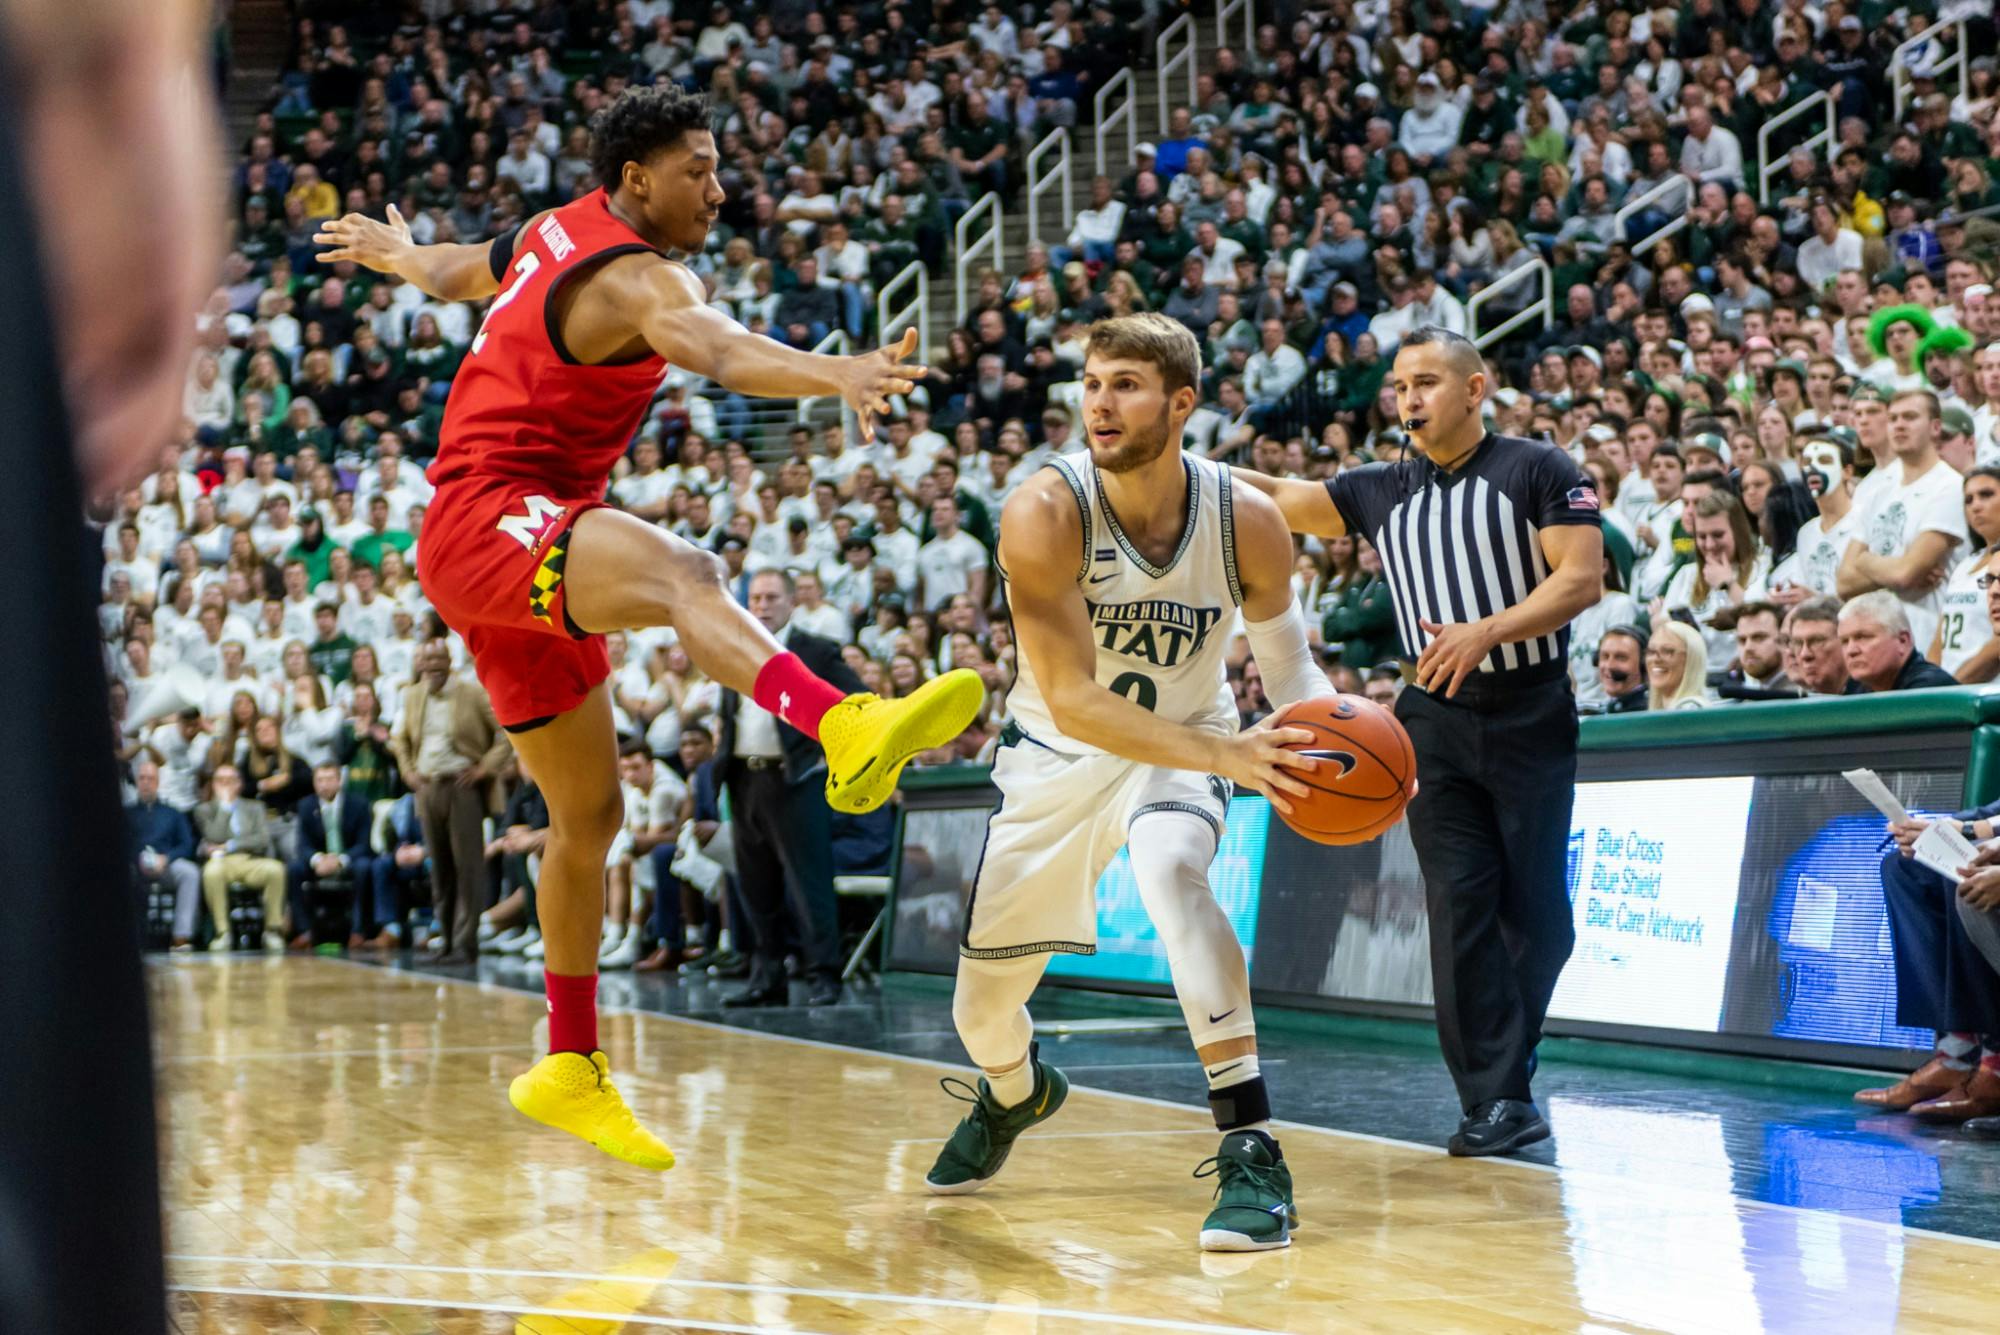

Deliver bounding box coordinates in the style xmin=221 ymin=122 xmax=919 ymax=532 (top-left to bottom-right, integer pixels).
xmin=1267 ymin=694 xmax=1417 ymax=846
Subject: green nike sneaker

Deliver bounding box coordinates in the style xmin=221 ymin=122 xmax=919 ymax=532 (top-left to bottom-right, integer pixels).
xmin=924 ymin=1043 xmax=1069 ymax=1195
xmin=1195 ymin=1130 xmax=1297 ymax=1251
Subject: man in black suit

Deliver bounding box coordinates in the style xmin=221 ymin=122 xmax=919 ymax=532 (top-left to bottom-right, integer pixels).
xmin=718 ymin=569 xmax=865 ymax=1008
xmin=288 ymin=762 xmax=382 ymax=948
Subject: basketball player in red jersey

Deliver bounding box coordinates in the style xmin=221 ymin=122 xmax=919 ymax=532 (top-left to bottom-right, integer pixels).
xmin=313 ymin=84 xmax=984 ymax=1172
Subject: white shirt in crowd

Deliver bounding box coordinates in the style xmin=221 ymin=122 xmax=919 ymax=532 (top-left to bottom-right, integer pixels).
xmin=1851 ymin=458 xmax=1967 ymax=653
xmin=144 ymin=721 xmax=206 ymax=811
xmin=616 ymin=766 xmax=688 ymax=891
xmin=870 ymin=525 xmax=921 ymax=593
xmin=1196 ymin=237 xmax=1245 ymax=287
xmin=1771 ymin=506 xmax=1861 ymax=598
xmin=916 ymin=530 xmax=988 ymax=611
xmin=1244 ymin=343 xmax=1307 ymax=404
xmin=1662 ymin=549 xmax=1772 ymax=669
xmin=1795 ymin=227 xmax=1862 ymax=291
xmin=1934 ymin=546 xmax=1995 ymax=675
xmin=1680 ymin=123 xmax=1744 ymax=185
xmin=104 ymin=558 xmax=160 ymax=603
xmin=790 ymin=601 xmax=854 ymax=644
xmin=1066 ymin=199 xmax=1126 ymax=250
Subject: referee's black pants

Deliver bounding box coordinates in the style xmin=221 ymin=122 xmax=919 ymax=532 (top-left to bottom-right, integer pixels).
xmin=1395 ymin=670 xmax=1578 ymax=1113
xmin=725 ymin=759 xmax=842 ymax=990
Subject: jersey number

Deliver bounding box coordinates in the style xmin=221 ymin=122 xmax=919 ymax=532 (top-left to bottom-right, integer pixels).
xmin=470 ymin=252 xmax=543 ymax=355
xmin=1942 ymin=613 xmax=1966 ymax=651
xmin=1110 ymin=671 xmax=1157 ymax=712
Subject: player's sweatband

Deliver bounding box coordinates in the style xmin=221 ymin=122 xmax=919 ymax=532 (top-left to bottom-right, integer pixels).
xmin=488 ymin=224 xmax=523 ymax=280
xmin=1244 ymin=604 xmax=1335 ymax=708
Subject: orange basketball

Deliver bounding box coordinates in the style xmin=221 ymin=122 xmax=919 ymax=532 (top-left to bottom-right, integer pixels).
xmin=1268 ymin=693 xmax=1417 ymax=846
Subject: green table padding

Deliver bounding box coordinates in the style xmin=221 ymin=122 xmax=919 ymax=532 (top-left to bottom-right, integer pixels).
xmin=902 ymin=687 xmax=2000 ymax=793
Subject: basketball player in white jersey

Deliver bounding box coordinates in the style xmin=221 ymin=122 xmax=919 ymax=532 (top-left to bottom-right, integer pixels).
xmin=924 ymin=314 xmax=1336 ymax=1251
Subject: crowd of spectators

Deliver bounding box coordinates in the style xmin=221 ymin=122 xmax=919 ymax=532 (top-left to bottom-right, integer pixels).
xmin=107 ymin=0 xmax=2000 ymax=988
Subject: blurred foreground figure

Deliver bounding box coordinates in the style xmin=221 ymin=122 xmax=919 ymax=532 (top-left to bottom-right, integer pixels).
xmin=0 ymin=0 xmax=219 ymax=1329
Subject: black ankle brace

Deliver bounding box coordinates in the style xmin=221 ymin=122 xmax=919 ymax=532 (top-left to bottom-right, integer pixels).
xmin=1208 ymin=1073 xmax=1271 ymax=1132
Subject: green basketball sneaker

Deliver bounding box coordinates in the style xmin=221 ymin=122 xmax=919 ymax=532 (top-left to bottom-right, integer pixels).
xmin=925 ymin=1043 xmax=1069 ymax=1194
xmin=1195 ymin=1129 xmax=1297 ymax=1251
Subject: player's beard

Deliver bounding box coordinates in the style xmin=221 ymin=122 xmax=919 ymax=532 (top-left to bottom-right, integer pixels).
xmin=1093 ymin=402 xmax=1175 ymax=474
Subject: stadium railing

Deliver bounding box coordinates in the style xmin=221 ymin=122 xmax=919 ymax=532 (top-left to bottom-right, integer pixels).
xmin=1613 ymin=174 xmax=1694 ymax=256
xmin=1094 ymin=67 xmax=1136 ymax=177
xmin=877 ymin=260 xmax=929 ymax=364
xmin=795 ymin=329 xmax=853 ymax=435
xmin=1892 ymin=18 xmax=1969 ymax=122
xmin=954 ymin=192 xmax=1005 ymax=326
xmin=1468 ymin=257 xmax=1554 ymax=351
xmin=1757 ymin=90 xmax=1837 ymax=207
xmin=1216 ymin=0 xmax=1254 ymax=50
xmin=1026 ymin=126 xmax=1075 ymax=251
xmin=1157 ymin=13 xmax=1197 ymax=135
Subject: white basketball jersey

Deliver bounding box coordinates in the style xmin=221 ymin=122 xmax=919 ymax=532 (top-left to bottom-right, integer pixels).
xmin=1006 ymin=450 xmax=1243 ymax=756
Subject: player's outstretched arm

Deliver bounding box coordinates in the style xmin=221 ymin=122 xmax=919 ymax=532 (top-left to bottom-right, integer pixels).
xmin=313 ymin=204 xmax=502 ymax=302
xmin=1001 ymin=474 xmax=1318 ymax=811
xmin=610 ymin=260 xmax=921 ymax=441
xmin=1230 ymin=467 xmax=1347 ymax=538
xmin=1231 ymin=486 xmax=1338 ymax=709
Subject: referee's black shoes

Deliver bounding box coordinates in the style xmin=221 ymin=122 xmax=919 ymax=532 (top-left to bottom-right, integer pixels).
xmin=1448 ymin=1099 xmax=1551 ymax=1157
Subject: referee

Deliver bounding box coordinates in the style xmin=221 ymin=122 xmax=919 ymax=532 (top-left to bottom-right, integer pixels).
xmin=1236 ymin=326 xmax=1602 ymax=1157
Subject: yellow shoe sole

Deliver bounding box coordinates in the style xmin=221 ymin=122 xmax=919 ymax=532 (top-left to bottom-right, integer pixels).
xmin=824 ymin=669 xmax=986 ymax=814
xmin=508 ymin=1070 xmax=677 ymax=1172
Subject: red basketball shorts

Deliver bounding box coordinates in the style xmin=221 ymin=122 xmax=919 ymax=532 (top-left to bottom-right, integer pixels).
xmin=419 ymin=476 xmax=612 ymax=728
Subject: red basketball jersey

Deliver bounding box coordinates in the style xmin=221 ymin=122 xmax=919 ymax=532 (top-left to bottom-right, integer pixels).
xmin=431 ymin=189 xmax=669 ymax=495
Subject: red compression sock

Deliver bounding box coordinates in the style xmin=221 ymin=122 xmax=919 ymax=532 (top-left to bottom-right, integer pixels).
xmin=752 ymin=652 xmax=846 ymax=739
xmin=546 ymin=971 xmax=599 ymax=1055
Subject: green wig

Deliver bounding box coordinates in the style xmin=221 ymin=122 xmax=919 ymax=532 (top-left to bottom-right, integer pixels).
xmin=1867 ymin=303 xmax=1937 ymax=361
xmin=1916 ymin=323 xmax=1975 ymax=366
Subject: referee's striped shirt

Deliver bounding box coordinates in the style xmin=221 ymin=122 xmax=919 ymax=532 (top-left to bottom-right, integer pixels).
xmin=1323 ymin=433 xmax=1601 ymax=677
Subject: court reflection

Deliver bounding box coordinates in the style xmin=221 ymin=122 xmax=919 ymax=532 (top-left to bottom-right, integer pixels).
xmin=1549 ymin=1096 xmax=1923 ymax=1333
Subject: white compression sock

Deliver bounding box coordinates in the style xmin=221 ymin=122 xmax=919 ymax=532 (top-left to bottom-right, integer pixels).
xmin=985 ymin=1056 xmax=1037 ymax=1108
xmin=1205 ymin=1053 xmax=1261 ymax=1090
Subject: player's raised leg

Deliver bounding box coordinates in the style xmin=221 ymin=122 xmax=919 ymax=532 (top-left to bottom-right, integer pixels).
xmin=563 ymin=506 xmax=983 ymax=812
xmin=1126 ymin=808 xmax=1296 ymax=1251
xmin=503 ymin=682 xmax=675 ymax=1171
xmin=926 ymin=950 xmax=1070 ymax=1193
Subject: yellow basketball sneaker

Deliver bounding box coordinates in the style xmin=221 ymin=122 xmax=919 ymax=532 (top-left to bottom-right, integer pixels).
xmin=508 ymin=1050 xmax=676 ymax=1172
xmin=821 ymin=668 xmax=986 ymax=813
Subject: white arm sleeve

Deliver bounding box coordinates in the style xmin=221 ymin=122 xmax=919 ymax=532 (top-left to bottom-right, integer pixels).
xmin=1243 ymin=605 xmax=1337 ymax=709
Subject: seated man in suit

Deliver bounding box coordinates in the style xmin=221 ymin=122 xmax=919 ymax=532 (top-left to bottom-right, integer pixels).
xmin=1859 ymin=801 xmax=2000 ymax=1122
xmin=195 ymin=763 xmax=289 ymax=951
xmin=370 ymin=793 xmax=428 ymax=949
xmin=288 ymin=762 xmax=380 ymax=949
xmin=125 ymin=758 xmax=201 ymax=950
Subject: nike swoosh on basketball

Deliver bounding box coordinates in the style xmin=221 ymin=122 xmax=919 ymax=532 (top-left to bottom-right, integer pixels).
xmin=1301 ymin=749 xmax=1357 ymax=778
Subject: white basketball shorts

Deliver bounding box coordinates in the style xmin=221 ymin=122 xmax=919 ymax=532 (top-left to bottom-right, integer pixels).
xmin=960 ymin=734 xmax=1230 ymax=960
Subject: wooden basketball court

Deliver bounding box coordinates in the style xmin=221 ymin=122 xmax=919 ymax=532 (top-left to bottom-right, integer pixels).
xmin=155 ymin=957 xmax=1996 ymax=1333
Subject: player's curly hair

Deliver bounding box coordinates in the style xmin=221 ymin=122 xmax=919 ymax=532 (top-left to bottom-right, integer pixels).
xmin=587 ymin=83 xmax=714 ymax=190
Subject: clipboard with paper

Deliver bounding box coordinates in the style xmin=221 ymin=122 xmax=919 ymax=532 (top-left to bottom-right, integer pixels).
xmin=1843 ymin=768 xmax=1980 ymax=882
